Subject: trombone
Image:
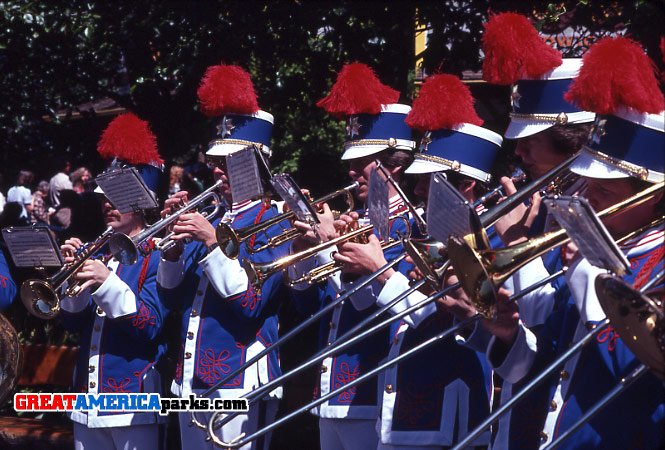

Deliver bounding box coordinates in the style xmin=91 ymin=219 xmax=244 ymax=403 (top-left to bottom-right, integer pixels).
xmin=20 ymin=227 xmax=114 ymax=320
xmin=215 ymin=182 xmax=358 ymax=259
xmin=447 ymin=181 xmax=665 ymax=320
xmin=109 ymin=179 xmax=225 ymax=265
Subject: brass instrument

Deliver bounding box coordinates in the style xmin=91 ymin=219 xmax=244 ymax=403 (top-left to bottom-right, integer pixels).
xmin=243 ymin=214 xmax=411 ymax=293
xmin=109 ymin=179 xmax=225 ymax=265
xmin=448 ymin=182 xmax=664 ymax=319
xmin=215 ymin=182 xmax=358 ymax=259
xmin=20 ymin=227 xmax=114 ymax=320
xmin=472 ymin=168 xmax=527 ymax=208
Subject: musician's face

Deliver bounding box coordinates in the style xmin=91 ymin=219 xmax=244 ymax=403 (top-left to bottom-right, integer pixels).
xmin=209 ymin=157 xmax=232 ymax=201
xmin=348 ymin=155 xmax=377 ymax=202
xmin=584 ymin=177 xmax=661 ymax=237
xmin=514 ymin=132 xmax=568 ymax=179
xmin=102 ymin=199 xmax=143 ymax=236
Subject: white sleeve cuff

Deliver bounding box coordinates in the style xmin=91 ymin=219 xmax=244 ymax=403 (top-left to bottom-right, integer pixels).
xmin=157 ymin=252 xmax=185 ymax=289
xmin=510 ymin=257 xmax=557 ymax=327
xmin=60 ymin=288 xmax=91 ymax=313
xmin=455 ymin=321 xmax=492 ymax=353
xmin=377 ymin=272 xmax=436 ymax=328
xmin=92 ymin=272 xmax=138 ymax=319
xmin=488 ymin=323 xmax=537 ymax=384
xmin=565 ymin=258 xmax=607 ymax=323
xmin=200 ymin=247 xmax=249 ymax=297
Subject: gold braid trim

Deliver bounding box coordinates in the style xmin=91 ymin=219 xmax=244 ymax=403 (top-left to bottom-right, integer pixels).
xmin=415 ymin=153 xmax=462 ymax=171
xmin=583 ymin=146 xmax=650 ymax=180
xmin=344 ymin=138 xmax=398 ymax=149
xmin=509 ymin=112 xmax=569 ymax=125
xmin=209 ymin=139 xmax=263 ymax=150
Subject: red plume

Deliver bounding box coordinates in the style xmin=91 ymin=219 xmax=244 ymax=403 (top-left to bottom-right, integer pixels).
xmin=482 ymin=12 xmax=562 ymax=85
xmin=564 ymin=37 xmax=664 ymax=115
xmin=406 ymin=74 xmax=483 ymax=132
xmin=317 ymin=63 xmax=400 ymax=119
xmin=660 ymin=36 xmax=665 ymax=85
xmin=197 ymin=63 xmax=259 ymax=117
xmin=98 ymin=113 xmax=163 ymax=165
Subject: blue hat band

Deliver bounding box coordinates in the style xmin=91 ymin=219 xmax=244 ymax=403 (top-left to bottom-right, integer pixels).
xmin=346 ymin=111 xmax=414 ymax=147
xmin=136 ymin=164 xmax=162 ymax=193
xmin=586 ymin=115 xmax=664 ymax=181
xmin=210 ymin=114 xmax=272 ymax=150
xmin=513 ymin=79 xmax=582 ymax=115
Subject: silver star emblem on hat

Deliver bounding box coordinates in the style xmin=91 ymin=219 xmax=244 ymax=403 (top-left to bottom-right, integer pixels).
xmin=511 ymin=84 xmax=521 ymax=111
xmin=346 ymin=116 xmax=362 ymax=138
xmin=216 ymin=116 xmax=236 ymax=138
xmin=420 ymin=131 xmax=432 ymax=151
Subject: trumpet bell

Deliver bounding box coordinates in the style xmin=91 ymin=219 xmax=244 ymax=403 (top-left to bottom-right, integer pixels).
xmin=216 ymin=222 xmax=241 ymax=260
xmin=401 ymin=237 xmax=446 ymax=290
xmin=109 ymin=233 xmax=139 ymax=266
xmin=595 ymin=274 xmax=664 ymax=380
xmin=20 ymin=279 xmax=60 ymax=320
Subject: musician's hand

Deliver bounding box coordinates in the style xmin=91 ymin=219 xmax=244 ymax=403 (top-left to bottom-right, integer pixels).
xmin=493 ymin=177 xmax=542 ymax=246
xmin=439 ymin=266 xmax=477 ymax=322
xmin=480 ymin=287 xmax=520 ymax=347
xmin=562 ymin=241 xmax=581 ymax=266
xmin=161 ymin=191 xmax=189 ymax=219
xmin=291 ymin=204 xmax=349 ymax=252
xmin=74 ymin=259 xmax=111 ymax=293
xmin=334 ymin=234 xmax=395 ymax=284
xmin=170 ymin=212 xmax=217 ymax=247
xmin=61 ymin=238 xmax=83 ymax=264
xmin=334 ymin=211 xmax=360 ymax=235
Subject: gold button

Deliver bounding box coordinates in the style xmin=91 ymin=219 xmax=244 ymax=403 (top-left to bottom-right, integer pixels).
xmin=393 ymin=336 xmax=399 ymax=345
xmin=89 ymin=365 xmax=95 ymax=372
xmin=187 ymin=332 xmax=194 ymax=339
xmin=89 ymin=382 xmax=96 ymax=388
xmin=320 ymin=365 xmax=327 ymax=373
xmin=94 ymin=325 xmax=101 ymax=332
xmin=385 ymin=384 xmax=393 ymax=393
xmin=550 ymin=400 xmax=557 ymax=410
xmin=540 ymin=431 xmax=548 ymax=440
xmin=329 ymin=321 xmax=335 ymax=329
xmin=190 ymin=310 xmax=198 ymax=317
xmin=97 ymin=307 xmax=103 ymax=315
xmin=91 ymin=345 xmax=97 ymax=351
xmin=185 ymin=352 xmax=192 ymax=359
xmin=197 ymin=290 xmax=203 ymax=296
xmin=560 ymin=370 xmax=570 ymax=380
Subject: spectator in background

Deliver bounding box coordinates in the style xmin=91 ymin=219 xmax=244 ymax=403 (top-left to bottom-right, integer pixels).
xmin=7 ymin=170 xmax=34 ymax=224
xmin=0 ymin=173 xmax=6 ymax=215
xmin=168 ymin=164 xmax=184 ymax=197
xmin=49 ymin=160 xmax=73 ymax=207
xmin=70 ymin=167 xmax=92 ymax=194
xmin=30 ymin=180 xmax=51 ymax=225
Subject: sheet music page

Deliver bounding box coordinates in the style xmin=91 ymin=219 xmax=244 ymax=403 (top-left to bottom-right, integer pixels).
xmin=270 ymin=174 xmax=319 ymax=224
xmin=95 ymin=167 xmax=158 ymax=213
xmin=226 ymin=146 xmax=264 ymax=203
xmin=368 ymin=167 xmax=389 ymax=241
xmin=427 ymin=173 xmax=475 ymax=245
xmin=2 ymin=227 xmax=63 ymax=267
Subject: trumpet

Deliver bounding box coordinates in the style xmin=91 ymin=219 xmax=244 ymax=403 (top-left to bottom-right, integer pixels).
xmin=109 ymin=179 xmax=225 ymax=265
xmin=215 ymin=182 xmax=358 ymax=259
xmin=242 ymin=214 xmax=411 ymax=294
xmin=20 ymin=227 xmax=114 ymax=320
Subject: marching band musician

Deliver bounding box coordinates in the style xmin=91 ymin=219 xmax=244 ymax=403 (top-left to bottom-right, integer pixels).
xmin=156 ymin=64 xmax=289 ymax=450
xmin=439 ymin=14 xmax=597 ymax=449
xmin=287 ymin=63 xmax=415 ymax=450
xmin=484 ymin=36 xmax=665 ymax=449
xmin=361 ymin=73 xmax=504 ymax=449
xmin=59 ymin=113 xmax=167 ymax=450
xmin=0 ymin=246 xmax=16 ymax=310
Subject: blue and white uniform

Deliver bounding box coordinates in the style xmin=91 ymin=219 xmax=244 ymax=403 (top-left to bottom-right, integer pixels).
xmin=158 ymin=199 xmax=290 ymax=450
xmin=0 ymin=247 xmax=16 ymax=310
xmin=487 ymin=224 xmax=665 ymax=449
xmin=60 ymin=249 xmax=166 ymax=449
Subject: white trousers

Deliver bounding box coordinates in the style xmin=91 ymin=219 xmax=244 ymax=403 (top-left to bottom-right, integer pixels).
xmin=178 ymin=399 xmax=278 ymax=450
xmin=73 ymin=422 xmax=160 ymax=450
xmin=319 ymin=417 xmax=379 ymax=450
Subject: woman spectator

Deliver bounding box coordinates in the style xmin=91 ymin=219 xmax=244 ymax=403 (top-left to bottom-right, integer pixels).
xmin=70 ymin=167 xmax=92 ymax=194
xmin=30 ymin=180 xmax=51 ymax=225
xmin=7 ymin=170 xmax=34 ymax=224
